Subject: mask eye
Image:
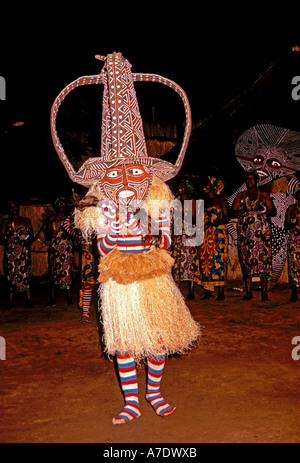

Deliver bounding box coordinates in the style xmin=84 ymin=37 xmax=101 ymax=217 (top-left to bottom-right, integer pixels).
xmin=266 ymin=159 xmax=282 ymax=169
xmin=106 ymin=170 xmax=122 ymax=178
xmin=127 ymin=167 xmax=144 ymax=176
xmin=253 ymin=156 xmax=264 ymax=165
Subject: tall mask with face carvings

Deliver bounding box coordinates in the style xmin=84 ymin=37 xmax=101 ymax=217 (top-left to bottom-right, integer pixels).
xmin=50 ymin=52 xmax=192 ymax=195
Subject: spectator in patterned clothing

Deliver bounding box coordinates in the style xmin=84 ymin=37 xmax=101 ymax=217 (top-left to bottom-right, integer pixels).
xmin=0 ymin=200 xmax=34 ymax=309
xmin=63 ymin=213 xmax=98 ymax=323
xmin=172 ymin=179 xmax=197 ymax=300
xmin=227 ymin=124 xmax=300 ymax=290
xmin=285 ymin=187 xmax=300 ymax=301
xmin=77 ymin=239 xmax=98 ymax=322
xmin=194 ymin=176 xmax=229 ymax=301
xmin=231 ymin=170 xmax=276 ymax=301
xmin=46 ymin=197 xmax=75 ymax=306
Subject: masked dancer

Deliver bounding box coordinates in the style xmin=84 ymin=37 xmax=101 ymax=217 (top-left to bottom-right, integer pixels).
xmin=51 ymin=52 xmax=201 ymax=424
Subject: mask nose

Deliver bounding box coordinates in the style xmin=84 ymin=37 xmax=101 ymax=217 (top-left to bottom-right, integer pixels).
xmin=260 ymin=160 xmax=269 ymax=179
xmin=261 ymin=157 xmax=268 ymax=169
xmin=121 ymin=165 xmax=129 ymax=187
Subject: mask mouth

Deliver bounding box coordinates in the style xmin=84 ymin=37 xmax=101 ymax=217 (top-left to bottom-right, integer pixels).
xmin=118 ymin=189 xmax=136 ymax=206
xmin=256 ymin=169 xmax=268 ymax=179
xmin=119 ymin=190 xmax=135 ymax=199
xmin=255 ymin=169 xmax=272 ymax=185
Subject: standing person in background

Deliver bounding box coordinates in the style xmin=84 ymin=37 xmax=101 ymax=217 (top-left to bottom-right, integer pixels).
xmin=0 ymin=200 xmax=34 ymax=309
xmin=172 ymin=179 xmax=197 ymax=300
xmin=63 ymin=210 xmax=98 ymax=323
xmin=227 ymin=124 xmax=300 ymax=290
xmin=231 ymin=170 xmax=276 ymax=301
xmin=285 ymin=187 xmax=300 ymax=302
xmin=194 ymin=176 xmax=229 ymax=301
xmin=77 ymin=239 xmax=98 ymax=322
xmin=46 ymin=197 xmax=75 ymax=306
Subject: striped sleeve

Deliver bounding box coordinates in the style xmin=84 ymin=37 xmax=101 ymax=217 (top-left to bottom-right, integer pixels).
xmin=126 ymin=213 xmax=140 ymax=235
xmin=157 ymin=211 xmax=171 ymax=250
xmin=97 ymin=220 xmax=121 ymax=256
xmin=62 ymin=216 xmax=77 ymax=237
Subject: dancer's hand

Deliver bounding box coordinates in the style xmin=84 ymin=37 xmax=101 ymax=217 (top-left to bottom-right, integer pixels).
xmin=101 ymin=200 xmax=118 ymax=222
xmin=142 ymin=234 xmax=160 ymax=246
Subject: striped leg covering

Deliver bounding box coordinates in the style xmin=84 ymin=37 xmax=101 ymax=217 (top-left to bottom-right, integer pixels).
xmin=112 ymin=352 xmax=141 ymax=425
xmin=146 ymin=354 xmax=176 ymax=418
xmin=80 ymin=288 xmax=92 ymax=322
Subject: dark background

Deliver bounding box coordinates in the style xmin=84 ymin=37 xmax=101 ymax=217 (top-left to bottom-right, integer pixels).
xmin=1 ymin=9 xmax=300 ymax=210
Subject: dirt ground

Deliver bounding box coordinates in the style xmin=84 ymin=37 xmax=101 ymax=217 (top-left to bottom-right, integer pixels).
xmin=1 ymin=275 xmax=300 ymax=444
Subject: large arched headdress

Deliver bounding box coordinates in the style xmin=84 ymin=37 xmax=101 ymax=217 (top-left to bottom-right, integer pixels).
xmin=50 ymin=52 xmax=192 ymax=188
xmin=235 ymin=124 xmax=300 ymax=185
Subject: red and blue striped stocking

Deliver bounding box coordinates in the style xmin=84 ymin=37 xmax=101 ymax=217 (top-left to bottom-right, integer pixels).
xmin=146 ymin=354 xmax=176 ymax=417
xmin=81 ymin=288 xmax=93 ymax=322
xmin=112 ymin=352 xmax=141 ymax=425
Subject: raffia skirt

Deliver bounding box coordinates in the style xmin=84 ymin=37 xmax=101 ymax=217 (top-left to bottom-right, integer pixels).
xmin=98 ymin=247 xmax=201 ymax=361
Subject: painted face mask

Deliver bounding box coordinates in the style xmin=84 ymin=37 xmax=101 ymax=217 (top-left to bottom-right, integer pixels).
xmin=101 ymin=163 xmax=152 ymax=207
xmin=235 ymin=124 xmax=300 ymax=185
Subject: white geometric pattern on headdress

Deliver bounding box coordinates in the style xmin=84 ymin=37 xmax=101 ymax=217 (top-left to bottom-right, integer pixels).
xmin=50 ymin=52 xmax=192 ymax=187
xmin=235 ymin=124 xmax=300 ymax=174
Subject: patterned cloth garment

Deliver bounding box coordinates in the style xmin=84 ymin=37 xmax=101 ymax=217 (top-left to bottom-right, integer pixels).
xmin=227 ymin=176 xmax=300 ymax=286
xmin=49 ymin=220 xmax=74 ymax=289
xmin=193 ymin=207 xmax=229 ymax=291
xmin=172 ymin=209 xmax=198 ymax=282
xmin=237 ymin=208 xmax=272 ymax=279
xmin=81 ymin=241 xmax=97 ymax=288
xmin=287 ymin=225 xmax=300 ymax=288
xmin=3 ymin=222 xmax=31 ymax=292
xmin=63 ymin=215 xmax=97 ymax=289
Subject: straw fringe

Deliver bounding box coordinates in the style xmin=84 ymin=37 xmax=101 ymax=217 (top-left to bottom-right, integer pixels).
xmin=99 ymin=274 xmax=201 ymax=362
xmin=98 ymin=247 xmax=174 ymax=285
xmin=73 ymin=205 xmax=108 ymax=240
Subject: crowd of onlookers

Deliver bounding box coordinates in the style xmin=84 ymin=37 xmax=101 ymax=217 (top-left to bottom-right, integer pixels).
xmin=1 ymin=170 xmax=300 ymax=316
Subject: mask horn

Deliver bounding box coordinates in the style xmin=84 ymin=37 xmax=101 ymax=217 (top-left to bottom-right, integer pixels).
xmin=132 ymin=72 xmax=192 ymax=177
xmin=50 ymin=73 xmax=106 ymax=186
